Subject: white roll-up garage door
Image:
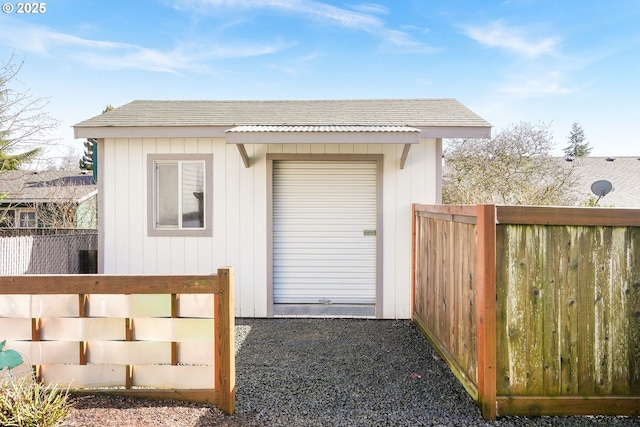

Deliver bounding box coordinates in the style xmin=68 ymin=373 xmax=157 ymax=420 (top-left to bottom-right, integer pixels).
xmin=273 ymin=160 xmax=378 ymax=316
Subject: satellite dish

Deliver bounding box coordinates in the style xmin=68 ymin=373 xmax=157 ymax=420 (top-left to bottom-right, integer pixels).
xmin=590 ymin=180 xmax=613 ymax=205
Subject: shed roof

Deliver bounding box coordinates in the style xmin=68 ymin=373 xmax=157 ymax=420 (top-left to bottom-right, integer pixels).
xmin=0 ymin=170 xmax=97 ymax=204
xmin=75 ymin=99 xmax=491 ymax=128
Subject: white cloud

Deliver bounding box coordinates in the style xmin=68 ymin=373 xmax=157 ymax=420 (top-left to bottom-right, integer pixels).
xmin=176 ymin=0 xmax=435 ymax=53
xmin=0 ymin=16 xmax=292 ymax=74
xmin=380 ymin=29 xmax=437 ymax=54
xmin=264 ymin=51 xmax=320 ymax=75
xmin=349 ymin=3 xmax=390 ymax=16
xmin=500 ymin=72 xmax=581 ymax=96
xmin=462 ymin=20 xmax=559 ymax=57
xmin=176 ymin=0 xmax=381 ymax=30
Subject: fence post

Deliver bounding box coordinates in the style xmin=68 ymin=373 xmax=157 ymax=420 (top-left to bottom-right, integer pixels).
xmin=411 ymin=203 xmax=416 ymax=320
xmin=476 ymin=204 xmax=497 ymax=420
xmin=215 ymin=267 xmax=235 ymax=414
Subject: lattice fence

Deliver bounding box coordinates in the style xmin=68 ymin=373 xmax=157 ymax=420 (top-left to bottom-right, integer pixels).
xmin=0 ymin=270 xmax=236 ymax=414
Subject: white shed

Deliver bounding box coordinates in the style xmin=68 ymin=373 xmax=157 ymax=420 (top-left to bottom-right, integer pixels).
xmin=74 ymin=99 xmax=491 ymax=319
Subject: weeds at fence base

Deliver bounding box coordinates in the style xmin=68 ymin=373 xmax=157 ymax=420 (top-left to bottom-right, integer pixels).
xmin=0 ymin=374 xmax=71 ymax=427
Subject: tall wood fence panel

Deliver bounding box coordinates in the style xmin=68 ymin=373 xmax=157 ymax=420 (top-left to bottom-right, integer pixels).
xmin=413 ymin=204 xmax=640 ymax=420
xmin=0 ymin=268 xmax=235 ymax=414
xmin=412 ymin=204 xmax=479 ymax=400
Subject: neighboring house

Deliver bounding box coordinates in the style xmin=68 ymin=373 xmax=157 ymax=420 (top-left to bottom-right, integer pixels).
xmin=0 ymin=170 xmax=98 ymax=230
xmin=567 ymin=156 xmax=640 ymax=207
xmin=73 ymin=99 xmax=491 ymax=319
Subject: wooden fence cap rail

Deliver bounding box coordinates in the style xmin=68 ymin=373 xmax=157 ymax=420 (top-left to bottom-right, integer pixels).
xmin=0 ymin=275 xmax=220 ymax=295
xmin=496 ymin=205 xmax=640 ymax=227
xmin=413 ymin=203 xmax=479 ymax=217
xmin=413 ymin=204 xmax=640 ymax=227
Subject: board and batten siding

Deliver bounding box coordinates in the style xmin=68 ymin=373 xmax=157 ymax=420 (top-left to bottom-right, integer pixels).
xmin=98 ymin=137 xmax=441 ymax=318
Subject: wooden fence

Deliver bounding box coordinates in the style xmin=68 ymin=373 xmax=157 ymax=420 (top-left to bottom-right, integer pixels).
xmin=0 ymin=268 xmax=235 ymax=414
xmin=412 ymin=204 xmax=640 ymax=420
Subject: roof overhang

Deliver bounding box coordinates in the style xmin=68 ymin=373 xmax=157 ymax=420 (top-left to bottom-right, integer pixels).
xmin=225 ymin=125 xmax=421 ymax=168
xmin=225 ymin=125 xmax=421 ymax=145
xmin=420 ymin=126 xmax=491 ymax=139
xmin=73 ymin=123 xmax=491 ymax=169
xmin=73 ymin=126 xmax=228 ymax=139
xmin=74 ymin=124 xmax=491 ymax=140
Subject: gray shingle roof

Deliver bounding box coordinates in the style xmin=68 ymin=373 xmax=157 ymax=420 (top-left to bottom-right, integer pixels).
xmin=571 ymin=156 xmax=640 ymax=207
xmin=74 ymin=99 xmax=491 ymax=128
xmin=0 ymin=170 xmax=97 ymax=203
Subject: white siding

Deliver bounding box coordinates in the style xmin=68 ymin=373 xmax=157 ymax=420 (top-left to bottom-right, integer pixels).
xmin=99 ymin=138 xmax=439 ymax=319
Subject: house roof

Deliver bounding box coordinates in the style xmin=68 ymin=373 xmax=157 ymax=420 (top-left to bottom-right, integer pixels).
xmin=0 ymin=170 xmax=97 ymax=204
xmin=73 ymin=99 xmax=492 ymax=139
xmin=570 ymin=156 xmax=640 ymax=207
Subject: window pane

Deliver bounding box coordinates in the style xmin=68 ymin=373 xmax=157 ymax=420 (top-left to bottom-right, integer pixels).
xmin=19 ymin=211 xmax=36 ymax=228
xmin=156 ymin=164 xmax=179 ymax=227
xmin=181 ymin=162 xmax=204 ymax=228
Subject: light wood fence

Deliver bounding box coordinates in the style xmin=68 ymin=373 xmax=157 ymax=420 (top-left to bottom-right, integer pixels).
xmin=412 ymin=204 xmax=640 ymax=420
xmin=0 ymin=268 xmax=235 ymax=414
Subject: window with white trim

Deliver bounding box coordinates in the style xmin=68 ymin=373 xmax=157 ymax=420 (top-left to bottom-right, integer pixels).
xmin=18 ymin=210 xmax=37 ymax=228
xmin=147 ymin=154 xmax=213 ymax=237
xmin=0 ymin=209 xmax=37 ymax=228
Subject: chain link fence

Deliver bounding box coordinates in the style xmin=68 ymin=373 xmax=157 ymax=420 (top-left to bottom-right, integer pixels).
xmin=0 ymin=230 xmax=98 ymax=274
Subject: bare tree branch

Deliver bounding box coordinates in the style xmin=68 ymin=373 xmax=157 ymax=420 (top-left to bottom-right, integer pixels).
xmin=443 ymin=122 xmax=581 ymax=206
xmin=1 ymin=53 xmax=60 ymax=171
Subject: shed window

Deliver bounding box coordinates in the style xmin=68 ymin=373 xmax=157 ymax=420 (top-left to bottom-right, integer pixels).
xmin=147 ymin=154 xmax=213 ymax=237
xmin=156 ymin=161 xmax=205 ymax=229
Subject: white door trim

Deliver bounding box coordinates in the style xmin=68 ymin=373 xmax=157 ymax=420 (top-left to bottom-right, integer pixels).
xmin=266 ymin=153 xmax=383 ymax=318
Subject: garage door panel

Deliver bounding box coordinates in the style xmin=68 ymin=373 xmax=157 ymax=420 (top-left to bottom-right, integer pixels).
xmin=275 ymin=259 xmax=375 ymax=267
xmin=273 ymin=160 xmax=377 ymax=306
xmin=274 ymin=269 xmax=376 ymax=277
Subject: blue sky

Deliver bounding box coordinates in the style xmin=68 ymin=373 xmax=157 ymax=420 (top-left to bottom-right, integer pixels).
xmin=1 ymin=0 xmax=638 ymax=160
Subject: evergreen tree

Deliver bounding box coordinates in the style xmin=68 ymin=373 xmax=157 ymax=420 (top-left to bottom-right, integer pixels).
xmin=0 ymin=145 xmax=41 ymax=171
xmin=563 ymin=122 xmax=592 ymax=157
xmin=79 ymin=139 xmax=94 ymax=170
xmin=79 ymin=105 xmax=113 ymax=170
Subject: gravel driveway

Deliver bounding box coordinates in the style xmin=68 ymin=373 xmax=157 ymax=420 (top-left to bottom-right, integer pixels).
xmin=62 ymin=318 xmax=640 ymax=426
xmin=234 ymin=318 xmax=639 ymax=427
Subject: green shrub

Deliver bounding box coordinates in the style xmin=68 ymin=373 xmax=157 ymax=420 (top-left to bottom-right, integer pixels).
xmin=0 ymin=374 xmax=71 ymax=427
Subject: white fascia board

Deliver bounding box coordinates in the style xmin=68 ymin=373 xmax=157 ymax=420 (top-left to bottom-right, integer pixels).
xmin=73 ymin=126 xmax=228 ymax=139
xmin=76 ymin=190 xmax=98 ymax=204
xmin=419 ymin=126 xmax=492 ymax=139
xmin=225 ymin=131 xmax=420 ymax=145
xmin=73 ymin=125 xmax=492 ymax=140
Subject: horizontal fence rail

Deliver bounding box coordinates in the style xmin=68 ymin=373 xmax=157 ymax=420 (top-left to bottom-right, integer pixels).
xmin=413 ymin=204 xmax=640 ymax=420
xmin=0 ymin=268 xmax=235 ymax=414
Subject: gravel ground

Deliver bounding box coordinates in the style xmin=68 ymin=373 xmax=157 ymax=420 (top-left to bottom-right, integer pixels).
xmin=62 ymin=318 xmax=640 ymax=426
